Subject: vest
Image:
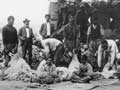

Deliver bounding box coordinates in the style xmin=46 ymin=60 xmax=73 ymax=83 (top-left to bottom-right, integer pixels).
xmin=90 ymin=25 xmax=101 ymax=40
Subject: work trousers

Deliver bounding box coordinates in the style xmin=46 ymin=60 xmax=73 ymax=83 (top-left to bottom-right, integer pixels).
xmin=21 ymin=38 xmax=32 ymax=66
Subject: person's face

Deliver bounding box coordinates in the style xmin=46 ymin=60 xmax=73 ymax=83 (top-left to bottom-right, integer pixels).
xmin=8 ymin=18 xmax=14 ymax=26
xmin=46 ymin=59 xmax=52 ymax=66
xmin=24 ymin=21 xmax=29 ymax=27
xmin=45 ymin=16 xmax=50 ymax=22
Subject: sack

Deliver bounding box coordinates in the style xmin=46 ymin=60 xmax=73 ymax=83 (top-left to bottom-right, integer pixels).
xmin=68 ymin=54 xmax=80 ymax=79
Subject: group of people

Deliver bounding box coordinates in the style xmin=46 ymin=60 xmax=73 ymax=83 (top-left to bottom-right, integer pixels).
xmin=1 ymin=13 xmax=120 ymax=83
xmin=2 ymin=16 xmax=34 ymax=67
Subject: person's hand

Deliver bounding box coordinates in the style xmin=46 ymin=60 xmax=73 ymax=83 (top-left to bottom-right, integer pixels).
xmin=109 ymin=64 xmax=113 ymax=70
xmin=98 ymin=67 xmax=102 ymax=72
xmin=109 ymin=63 xmax=113 ymax=68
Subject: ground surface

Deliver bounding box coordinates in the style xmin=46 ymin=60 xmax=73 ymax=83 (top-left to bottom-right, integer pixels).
xmin=0 ymin=79 xmax=119 ymax=90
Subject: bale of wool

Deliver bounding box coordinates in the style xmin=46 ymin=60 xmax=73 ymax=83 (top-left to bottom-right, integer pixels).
xmin=68 ymin=54 xmax=80 ymax=79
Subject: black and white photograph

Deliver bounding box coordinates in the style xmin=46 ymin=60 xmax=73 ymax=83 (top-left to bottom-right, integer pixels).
xmin=0 ymin=0 xmax=120 ymax=90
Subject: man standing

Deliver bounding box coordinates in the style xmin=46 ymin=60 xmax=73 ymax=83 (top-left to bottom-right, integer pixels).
xmin=87 ymin=21 xmax=104 ymax=51
xmin=2 ymin=16 xmax=18 ymax=67
xmin=39 ymin=14 xmax=55 ymax=39
xmin=18 ymin=19 xmax=34 ymax=67
xmin=63 ymin=14 xmax=80 ymax=53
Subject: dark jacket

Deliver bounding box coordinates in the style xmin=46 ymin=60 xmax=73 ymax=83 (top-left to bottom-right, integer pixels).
xmin=39 ymin=22 xmax=55 ymax=39
xmin=2 ymin=24 xmax=18 ymax=45
xmin=18 ymin=26 xmax=34 ymax=45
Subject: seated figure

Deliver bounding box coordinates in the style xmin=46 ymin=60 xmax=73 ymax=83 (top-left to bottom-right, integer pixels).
xmin=37 ymin=58 xmax=60 ymax=84
xmin=71 ymin=55 xmax=93 ymax=83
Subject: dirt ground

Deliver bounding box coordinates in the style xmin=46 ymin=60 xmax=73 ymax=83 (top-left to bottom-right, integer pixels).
xmin=0 ymin=79 xmax=119 ymax=90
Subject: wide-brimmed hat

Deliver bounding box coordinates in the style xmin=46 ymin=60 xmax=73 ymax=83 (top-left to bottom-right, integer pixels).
xmin=23 ymin=18 xmax=30 ymax=23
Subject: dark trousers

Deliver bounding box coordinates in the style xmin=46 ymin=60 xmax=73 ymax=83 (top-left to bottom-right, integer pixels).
xmin=51 ymin=44 xmax=65 ymax=66
xmin=3 ymin=44 xmax=17 ymax=66
xmin=22 ymin=39 xmax=32 ymax=65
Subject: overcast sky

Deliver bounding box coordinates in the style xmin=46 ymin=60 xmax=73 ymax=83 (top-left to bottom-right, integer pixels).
xmin=0 ymin=0 xmax=50 ymax=34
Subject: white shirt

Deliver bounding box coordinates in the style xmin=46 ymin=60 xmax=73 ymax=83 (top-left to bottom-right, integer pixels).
xmin=98 ymin=39 xmax=119 ymax=68
xmin=26 ymin=28 xmax=30 ymax=38
xmin=46 ymin=22 xmax=51 ymax=36
xmin=41 ymin=38 xmax=62 ymax=56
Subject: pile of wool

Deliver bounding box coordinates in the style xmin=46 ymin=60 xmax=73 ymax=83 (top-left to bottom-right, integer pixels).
xmin=4 ymin=54 xmax=38 ymax=82
xmin=36 ymin=60 xmax=48 ymax=77
xmin=32 ymin=45 xmax=43 ymax=69
xmin=32 ymin=45 xmax=43 ymax=61
xmin=56 ymin=67 xmax=70 ymax=81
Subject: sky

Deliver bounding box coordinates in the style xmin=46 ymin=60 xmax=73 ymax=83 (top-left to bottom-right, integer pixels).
xmin=0 ymin=0 xmax=50 ymax=34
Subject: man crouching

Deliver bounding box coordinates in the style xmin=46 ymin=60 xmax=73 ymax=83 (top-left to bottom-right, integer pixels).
xmin=98 ymin=39 xmax=119 ymax=72
xmin=34 ymin=38 xmax=65 ymax=67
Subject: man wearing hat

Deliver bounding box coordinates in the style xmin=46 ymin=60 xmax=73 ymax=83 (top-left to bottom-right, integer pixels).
xmin=2 ymin=16 xmax=18 ymax=67
xmin=18 ymin=19 xmax=34 ymax=67
xmin=39 ymin=14 xmax=55 ymax=39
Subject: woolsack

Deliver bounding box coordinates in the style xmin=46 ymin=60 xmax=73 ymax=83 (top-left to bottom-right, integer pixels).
xmin=68 ymin=54 xmax=80 ymax=79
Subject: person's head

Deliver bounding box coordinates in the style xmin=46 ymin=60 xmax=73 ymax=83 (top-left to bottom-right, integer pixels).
xmin=8 ymin=16 xmax=15 ymax=26
xmin=46 ymin=58 xmax=52 ymax=66
xmin=92 ymin=21 xmax=98 ymax=28
xmin=45 ymin=14 xmax=51 ymax=22
xmin=81 ymin=55 xmax=87 ymax=65
xmin=33 ymin=40 xmax=44 ymax=49
xmin=23 ymin=19 xmax=30 ymax=27
xmin=68 ymin=14 xmax=75 ymax=24
xmin=101 ymin=40 xmax=108 ymax=50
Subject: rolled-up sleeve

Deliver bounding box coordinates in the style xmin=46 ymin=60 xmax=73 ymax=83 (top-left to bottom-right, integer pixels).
xmin=98 ymin=45 xmax=102 ymax=67
xmin=87 ymin=26 xmax=91 ymax=35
